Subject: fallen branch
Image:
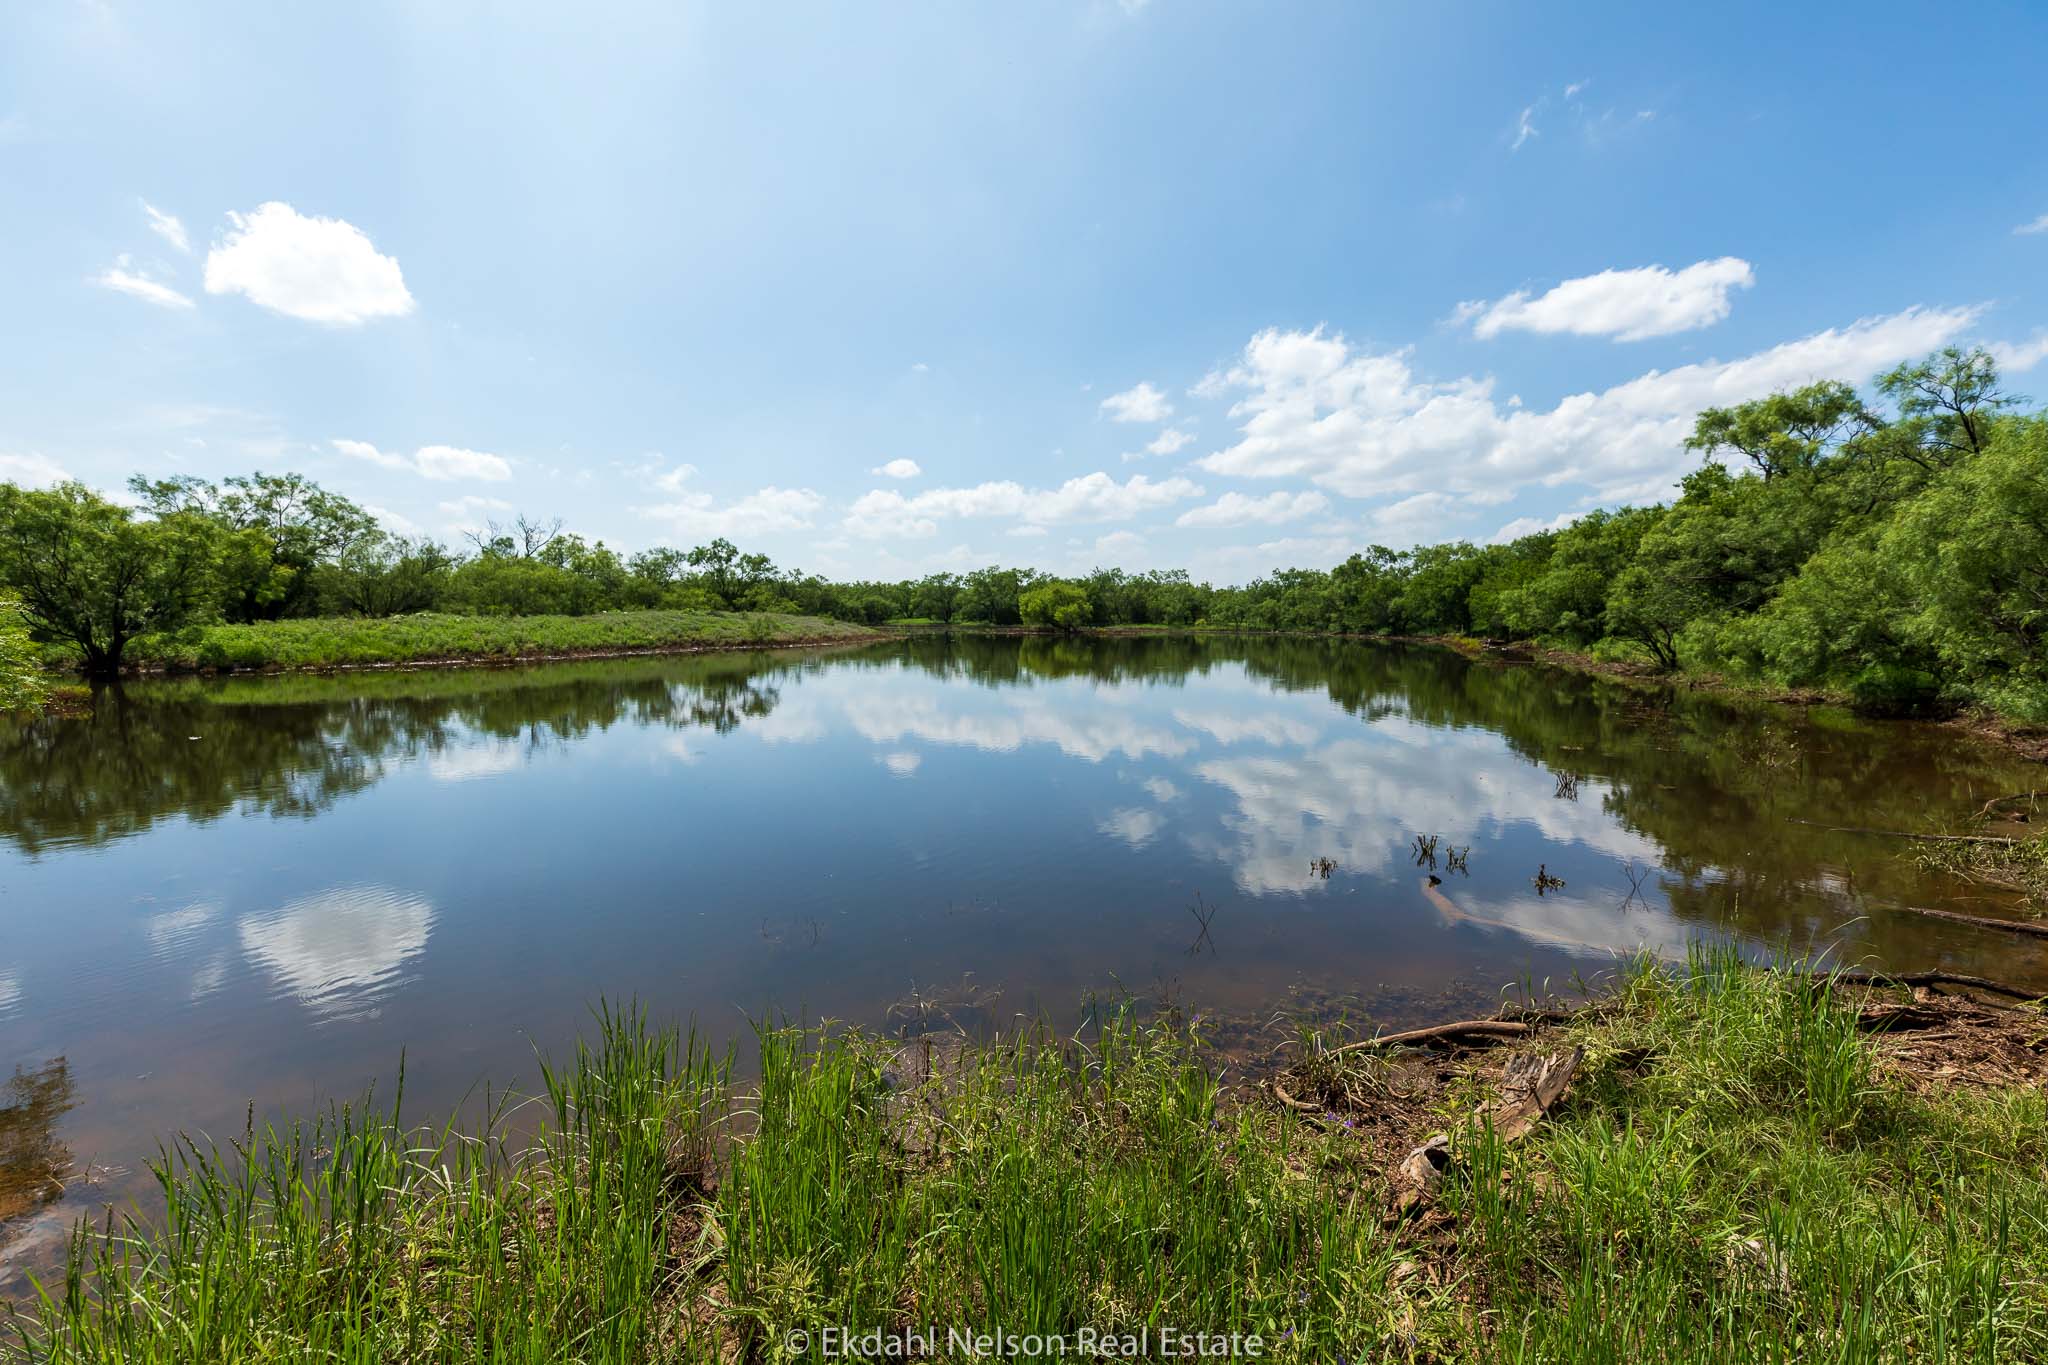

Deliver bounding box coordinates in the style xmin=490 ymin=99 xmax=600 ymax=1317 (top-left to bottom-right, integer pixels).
xmin=1785 ymin=818 xmax=2020 ymax=846
xmin=1329 ymin=1019 xmax=1530 ymax=1057
xmin=1826 ymin=969 xmax=2044 ymax=1002
xmin=1488 ymin=1046 xmax=1585 ymax=1142
xmin=1855 ymin=1003 xmax=1951 ymax=1033
xmin=1886 ymin=904 xmax=2048 ymax=941
xmin=1976 ymin=791 xmax=2041 ymax=822
xmin=1391 ymin=1046 xmax=1584 ymax=1217
xmin=1270 ymin=1079 xmax=1323 ymax=1115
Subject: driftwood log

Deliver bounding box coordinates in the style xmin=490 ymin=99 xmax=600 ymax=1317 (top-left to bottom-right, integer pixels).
xmin=1825 ymin=968 xmax=2044 ymax=1001
xmin=1329 ymin=1019 xmax=1529 ymax=1056
xmin=1390 ymin=1045 xmax=1585 ymax=1216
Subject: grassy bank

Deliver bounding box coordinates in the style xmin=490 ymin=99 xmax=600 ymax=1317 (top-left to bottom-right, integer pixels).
xmin=8 ymin=951 xmax=2047 ymax=1362
xmin=113 ymin=609 xmax=878 ymax=673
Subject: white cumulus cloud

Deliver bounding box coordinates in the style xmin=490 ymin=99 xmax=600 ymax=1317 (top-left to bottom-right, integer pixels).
xmin=333 ymin=438 xmax=511 ymax=482
xmin=0 ymin=452 xmax=70 ymax=487
xmin=1489 ymin=510 xmax=1580 ymax=544
xmin=1175 ymin=490 xmax=1329 ymax=529
xmin=2015 ymin=212 xmax=2048 ymax=236
xmin=1122 ymin=427 xmax=1195 ymax=462
xmin=1195 ymin=306 xmax=1979 ymax=508
xmin=642 ymin=485 xmax=825 ymax=538
xmin=870 ymin=458 xmax=923 ymax=479
xmin=417 ymin=445 xmax=511 ymax=481
xmin=205 ymin=202 xmax=415 ymax=324
xmin=844 ymin=472 xmax=1204 ymax=539
xmin=1099 ymin=381 xmax=1174 ymax=423
xmin=1463 ymin=257 xmax=1755 ymax=341
xmin=1992 ymin=332 xmax=2048 ymax=373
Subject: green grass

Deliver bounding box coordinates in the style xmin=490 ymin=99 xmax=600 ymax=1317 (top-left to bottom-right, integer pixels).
xmin=8 ymin=954 xmax=2047 ymax=1362
xmin=120 ymin=610 xmax=878 ymax=672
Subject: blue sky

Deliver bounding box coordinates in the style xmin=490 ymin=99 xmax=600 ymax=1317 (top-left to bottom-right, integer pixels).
xmin=4 ymin=0 xmax=2046 ymax=583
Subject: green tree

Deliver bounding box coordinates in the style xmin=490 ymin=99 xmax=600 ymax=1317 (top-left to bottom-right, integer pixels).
xmin=1394 ymin=542 xmax=1487 ymax=634
xmin=1685 ymin=381 xmax=1872 ymax=482
xmin=684 ymin=538 xmax=775 ymax=608
xmin=1020 ymin=580 xmax=1092 ymax=630
xmin=0 ymin=482 xmax=223 ymax=677
xmin=0 ymin=595 xmax=48 ymax=711
xmin=317 ymin=534 xmax=454 ymax=616
xmin=1467 ymin=534 xmax=1557 ymax=638
xmin=1499 ymin=507 xmax=1660 ymax=644
xmin=1881 ymin=415 xmax=2048 ymax=716
xmin=1873 ymin=345 xmax=2015 ymax=471
xmin=908 ymin=573 xmax=961 ymax=622
xmin=128 ymin=472 xmax=377 ymax=621
xmin=957 ymin=567 xmax=1033 ymax=625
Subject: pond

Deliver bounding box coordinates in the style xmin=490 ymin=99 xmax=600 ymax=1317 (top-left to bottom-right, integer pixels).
xmin=1 ymin=634 xmax=2042 ymax=1282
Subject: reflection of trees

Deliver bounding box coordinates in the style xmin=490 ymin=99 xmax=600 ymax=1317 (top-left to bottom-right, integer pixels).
xmin=869 ymin=633 xmax=2034 ymax=950
xmin=0 ymin=1059 xmax=74 ymax=1224
xmin=3 ymin=634 xmax=2029 ymax=963
xmin=0 ymin=653 xmax=798 ymax=855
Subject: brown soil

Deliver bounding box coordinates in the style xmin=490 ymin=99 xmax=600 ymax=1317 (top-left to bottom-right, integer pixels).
xmin=1856 ymin=987 xmax=2048 ymax=1092
xmin=1262 ymin=982 xmax=2048 ymax=1202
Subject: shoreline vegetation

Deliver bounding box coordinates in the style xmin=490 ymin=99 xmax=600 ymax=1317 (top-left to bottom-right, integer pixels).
xmin=4 ymin=346 xmax=2047 ymax=732
xmin=6 ymin=950 xmax=2048 ymax=1362
xmin=10 ymin=610 xmax=2046 ymax=766
xmin=122 ymin=609 xmax=876 ymax=674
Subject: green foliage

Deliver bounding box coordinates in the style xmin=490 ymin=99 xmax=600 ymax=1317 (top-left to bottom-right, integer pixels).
xmin=0 ymin=595 xmax=48 ymax=711
xmin=1685 ymin=379 xmax=1872 ymax=481
xmin=127 ymin=472 xmax=378 ymax=622
xmin=1498 ymin=507 xmax=1662 ymax=645
xmin=0 ymin=482 xmax=223 ymax=676
xmin=0 ymin=346 xmax=2041 ymax=718
xmin=1879 ymin=416 xmax=2048 ymax=717
xmin=1848 ymin=663 xmax=1945 ymax=717
xmin=124 ymin=609 xmax=873 ymax=672
xmin=1019 ymin=579 xmax=1092 ymax=629
xmin=316 ymin=534 xmax=454 ymax=616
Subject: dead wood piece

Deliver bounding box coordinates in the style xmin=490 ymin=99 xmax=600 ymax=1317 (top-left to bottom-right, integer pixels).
xmin=1270 ymin=1079 xmax=1322 ymax=1115
xmin=1487 ymin=1046 xmax=1585 ymax=1143
xmin=1389 ymin=1047 xmax=1584 ymax=1219
xmin=1887 ymin=904 xmax=2048 ymax=941
xmin=1855 ymin=1003 xmax=1951 ymax=1033
xmin=1785 ymin=818 xmax=2020 ymax=845
xmin=1391 ymin=1133 xmax=1452 ymax=1217
xmin=1976 ymin=791 xmax=2042 ymax=822
xmin=1826 ymin=969 xmax=2046 ymax=1003
xmin=1330 ymin=1019 xmax=1529 ymax=1057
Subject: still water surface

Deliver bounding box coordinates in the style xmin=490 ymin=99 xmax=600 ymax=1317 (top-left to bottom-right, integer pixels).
xmin=2 ymin=635 xmax=2042 ymax=1278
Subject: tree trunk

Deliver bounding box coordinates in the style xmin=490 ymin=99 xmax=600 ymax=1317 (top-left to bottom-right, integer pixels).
xmin=80 ymin=638 xmax=122 ymax=680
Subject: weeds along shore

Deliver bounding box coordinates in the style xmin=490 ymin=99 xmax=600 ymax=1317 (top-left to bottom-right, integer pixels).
xmin=7 ymin=949 xmax=2048 ymax=1363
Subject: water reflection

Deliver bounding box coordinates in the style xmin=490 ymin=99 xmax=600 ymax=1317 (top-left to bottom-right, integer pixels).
xmin=239 ymin=887 xmax=437 ymax=1021
xmin=0 ymin=1060 xmax=74 ymax=1225
xmin=0 ymin=655 xmax=802 ymax=857
xmin=4 ymin=633 xmax=2046 ymax=1292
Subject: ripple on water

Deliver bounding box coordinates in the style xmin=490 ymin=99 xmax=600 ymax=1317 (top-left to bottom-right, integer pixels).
xmin=238 ymin=885 xmax=437 ymax=1022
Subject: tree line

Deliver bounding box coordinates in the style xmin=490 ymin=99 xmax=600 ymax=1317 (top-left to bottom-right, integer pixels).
xmin=0 ymin=347 xmax=2041 ymax=719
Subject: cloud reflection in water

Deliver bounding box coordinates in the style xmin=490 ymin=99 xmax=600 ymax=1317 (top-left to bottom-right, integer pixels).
xmin=238 ymin=886 xmax=436 ymax=1021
